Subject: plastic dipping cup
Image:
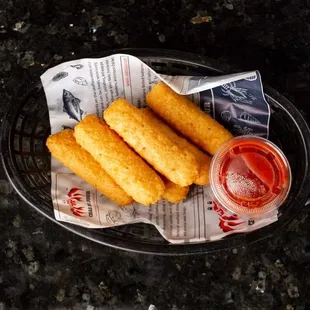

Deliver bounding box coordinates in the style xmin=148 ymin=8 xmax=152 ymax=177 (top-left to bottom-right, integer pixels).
xmin=210 ymin=136 xmax=292 ymax=216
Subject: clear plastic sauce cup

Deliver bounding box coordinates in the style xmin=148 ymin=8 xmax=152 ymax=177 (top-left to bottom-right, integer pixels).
xmin=210 ymin=136 xmax=292 ymax=216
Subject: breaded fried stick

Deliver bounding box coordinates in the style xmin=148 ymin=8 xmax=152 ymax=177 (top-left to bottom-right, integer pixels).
xmin=162 ymin=177 xmax=189 ymax=203
xmin=146 ymin=82 xmax=233 ymax=155
xmin=141 ymin=108 xmax=211 ymax=185
xmin=104 ymin=98 xmax=199 ymax=187
xmin=74 ymin=115 xmax=165 ymax=206
xmin=46 ymin=129 xmax=133 ymax=206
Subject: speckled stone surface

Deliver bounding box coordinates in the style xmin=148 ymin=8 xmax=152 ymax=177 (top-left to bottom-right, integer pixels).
xmin=1 ymin=1 xmax=310 ymax=309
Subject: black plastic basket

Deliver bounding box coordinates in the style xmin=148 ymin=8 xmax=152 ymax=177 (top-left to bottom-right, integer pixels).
xmin=1 ymin=49 xmax=310 ymax=255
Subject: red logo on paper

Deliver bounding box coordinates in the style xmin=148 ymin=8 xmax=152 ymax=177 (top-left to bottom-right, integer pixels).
xmin=213 ymin=202 xmax=245 ymax=233
xmin=67 ymin=188 xmax=86 ymax=217
xmin=66 ymin=188 xmax=94 ymax=218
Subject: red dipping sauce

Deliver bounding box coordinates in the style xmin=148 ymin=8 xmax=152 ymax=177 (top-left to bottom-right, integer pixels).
xmin=210 ymin=136 xmax=291 ymax=215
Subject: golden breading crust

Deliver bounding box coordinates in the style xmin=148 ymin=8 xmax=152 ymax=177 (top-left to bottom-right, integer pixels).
xmin=141 ymin=108 xmax=211 ymax=185
xmin=162 ymin=177 xmax=189 ymax=203
xmin=146 ymin=82 xmax=233 ymax=155
xmin=103 ymin=99 xmax=199 ymax=186
xmin=46 ymin=129 xmax=133 ymax=206
xmin=74 ymin=115 xmax=165 ymax=205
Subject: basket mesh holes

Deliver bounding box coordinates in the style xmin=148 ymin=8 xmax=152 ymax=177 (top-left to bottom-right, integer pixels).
xmin=106 ymin=225 xmax=153 ymax=241
xmin=149 ymin=61 xmax=168 ymax=68
xmin=34 ymin=139 xmax=44 ymax=152
xmin=126 ymin=225 xmax=146 ymax=236
xmin=15 ymin=155 xmax=23 ymax=170
xmin=24 ymin=156 xmax=36 ymax=170
xmin=31 ymin=102 xmax=41 ymax=115
xmin=41 ymin=175 xmax=51 ymax=185
xmin=38 ymin=169 xmax=51 ymax=185
xmin=35 ymin=156 xmax=49 ymax=170
xmin=22 ymin=137 xmax=31 ymax=152
xmin=22 ymin=173 xmax=36 ymax=188
xmin=23 ymin=97 xmax=37 ymax=113
xmin=16 ymin=116 xmax=24 ymax=132
xmin=14 ymin=135 xmax=20 ymax=151
xmin=38 ymin=108 xmax=49 ymax=119
xmin=105 ymin=224 xmax=168 ymax=243
xmin=35 ymin=188 xmax=51 ymax=201
xmin=23 ymin=118 xmax=34 ymax=135
xmin=146 ymin=61 xmax=168 ymax=74
xmin=35 ymin=123 xmax=45 ymax=136
xmin=30 ymin=173 xmax=46 ymax=187
xmin=171 ymin=62 xmax=196 ymax=71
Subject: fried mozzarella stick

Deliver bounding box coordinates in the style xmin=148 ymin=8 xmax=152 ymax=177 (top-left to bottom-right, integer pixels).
xmin=162 ymin=177 xmax=189 ymax=203
xmin=141 ymin=108 xmax=211 ymax=185
xmin=104 ymin=99 xmax=199 ymax=186
xmin=74 ymin=115 xmax=165 ymax=205
xmin=146 ymin=82 xmax=233 ymax=155
xmin=46 ymin=129 xmax=133 ymax=206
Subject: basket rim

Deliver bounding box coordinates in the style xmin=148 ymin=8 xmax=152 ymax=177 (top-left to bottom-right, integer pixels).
xmin=1 ymin=48 xmax=310 ymax=255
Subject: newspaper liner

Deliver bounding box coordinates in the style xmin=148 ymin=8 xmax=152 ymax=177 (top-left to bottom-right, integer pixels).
xmin=41 ymin=54 xmax=277 ymax=244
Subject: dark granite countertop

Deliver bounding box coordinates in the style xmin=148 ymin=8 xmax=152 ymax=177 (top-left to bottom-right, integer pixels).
xmin=1 ymin=0 xmax=310 ymax=309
